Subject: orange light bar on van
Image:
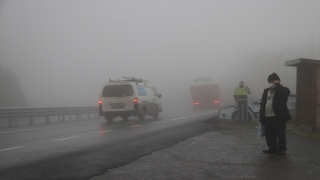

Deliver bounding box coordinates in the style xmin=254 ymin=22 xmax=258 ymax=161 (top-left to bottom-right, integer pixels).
xmin=99 ymin=100 xmax=102 ymax=104
xmin=133 ymin=98 xmax=138 ymax=103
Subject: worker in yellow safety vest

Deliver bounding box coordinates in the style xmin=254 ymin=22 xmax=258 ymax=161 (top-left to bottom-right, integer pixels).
xmin=234 ymin=81 xmax=251 ymax=122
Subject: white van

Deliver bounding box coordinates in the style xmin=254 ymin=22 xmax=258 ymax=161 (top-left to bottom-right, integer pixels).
xmin=99 ymin=78 xmax=162 ymax=122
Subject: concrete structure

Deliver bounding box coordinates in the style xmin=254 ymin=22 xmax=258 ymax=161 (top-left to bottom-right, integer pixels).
xmin=285 ymin=58 xmax=320 ymax=132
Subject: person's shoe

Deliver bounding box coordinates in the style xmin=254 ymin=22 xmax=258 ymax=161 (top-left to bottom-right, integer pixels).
xmin=262 ymin=149 xmax=277 ymax=154
xmin=277 ymin=149 xmax=286 ymax=155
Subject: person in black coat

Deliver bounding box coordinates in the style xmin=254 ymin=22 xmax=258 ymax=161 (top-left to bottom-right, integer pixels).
xmin=259 ymin=73 xmax=291 ymax=155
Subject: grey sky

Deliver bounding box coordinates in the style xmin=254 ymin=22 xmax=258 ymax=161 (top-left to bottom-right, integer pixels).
xmin=0 ymin=0 xmax=319 ymax=107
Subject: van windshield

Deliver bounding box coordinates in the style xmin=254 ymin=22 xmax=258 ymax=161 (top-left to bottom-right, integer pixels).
xmin=102 ymin=85 xmax=133 ymax=97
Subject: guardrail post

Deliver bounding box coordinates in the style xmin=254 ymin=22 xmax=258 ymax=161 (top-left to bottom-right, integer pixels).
xmin=14 ymin=117 xmax=17 ymax=126
xmin=62 ymin=115 xmax=65 ymax=122
xmin=46 ymin=116 xmax=50 ymax=124
xmin=69 ymin=114 xmax=71 ymax=121
xmin=87 ymin=113 xmax=90 ymax=119
xmin=29 ymin=116 xmax=33 ymax=125
xmin=76 ymin=114 xmax=79 ymax=121
xmin=58 ymin=115 xmax=61 ymax=122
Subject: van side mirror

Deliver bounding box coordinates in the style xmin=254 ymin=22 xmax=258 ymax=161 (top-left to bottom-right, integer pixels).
xmin=158 ymin=94 xmax=162 ymax=98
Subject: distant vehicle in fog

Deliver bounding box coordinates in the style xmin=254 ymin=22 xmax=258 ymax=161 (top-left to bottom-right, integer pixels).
xmin=99 ymin=77 xmax=162 ymax=122
xmin=190 ymin=77 xmax=220 ymax=109
xmin=218 ymin=94 xmax=296 ymax=122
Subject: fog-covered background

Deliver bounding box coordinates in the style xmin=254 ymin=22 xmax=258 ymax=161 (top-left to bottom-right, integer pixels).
xmin=1 ymin=0 xmax=319 ymax=107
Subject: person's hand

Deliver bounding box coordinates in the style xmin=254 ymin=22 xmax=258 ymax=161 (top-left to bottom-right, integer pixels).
xmin=274 ymin=80 xmax=280 ymax=83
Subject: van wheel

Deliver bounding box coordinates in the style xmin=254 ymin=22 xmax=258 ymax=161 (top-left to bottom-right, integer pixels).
xmin=153 ymin=108 xmax=159 ymax=119
xmin=122 ymin=116 xmax=128 ymax=121
xmin=138 ymin=110 xmax=146 ymax=121
xmin=105 ymin=116 xmax=114 ymax=123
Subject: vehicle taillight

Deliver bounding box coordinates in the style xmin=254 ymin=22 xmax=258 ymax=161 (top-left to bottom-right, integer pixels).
xmin=194 ymin=102 xmax=199 ymax=105
xmin=99 ymin=100 xmax=102 ymax=104
xmin=214 ymin=100 xmax=220 ymax=104
xmin=134 ymin=98 xmax=138 ymax=103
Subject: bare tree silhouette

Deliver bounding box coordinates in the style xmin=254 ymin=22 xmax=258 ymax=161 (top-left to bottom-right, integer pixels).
xmin=0 ymin=65 xmax=27 ymax=107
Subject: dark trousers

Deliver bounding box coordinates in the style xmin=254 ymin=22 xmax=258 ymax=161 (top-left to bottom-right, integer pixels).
xmin=237 ymin=100 xmax=247 ymax=121
xmin=265 ymin=116 xmax=287 ymax=151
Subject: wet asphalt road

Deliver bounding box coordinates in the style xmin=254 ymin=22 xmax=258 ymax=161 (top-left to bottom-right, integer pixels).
xmin=0 ymin=103 xmax=218 ymax=180
xmin=1 ymin=103 xmax=320 ymax=180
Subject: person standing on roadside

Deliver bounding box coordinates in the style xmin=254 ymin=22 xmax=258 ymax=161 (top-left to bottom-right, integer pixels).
xmin=234 ymin=81 xmax=251 ymax=122
xmin=259 ymin=73 xmax=291 ymax=155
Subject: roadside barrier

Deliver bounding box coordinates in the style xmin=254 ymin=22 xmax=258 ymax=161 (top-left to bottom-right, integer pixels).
xmin=0 ymin=107 xmax=98 ymax=126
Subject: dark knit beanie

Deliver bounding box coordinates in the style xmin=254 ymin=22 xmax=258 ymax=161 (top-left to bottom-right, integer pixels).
xmin=268 ymin=73 xmax=280 ymax=81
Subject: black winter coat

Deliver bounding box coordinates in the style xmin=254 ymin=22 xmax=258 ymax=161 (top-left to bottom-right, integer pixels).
xmin=259 ymin=83 xmax=292 ymax=124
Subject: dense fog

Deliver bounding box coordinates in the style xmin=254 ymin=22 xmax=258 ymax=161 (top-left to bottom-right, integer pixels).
xmin=0 ymin=0 xmax=319 ymax=107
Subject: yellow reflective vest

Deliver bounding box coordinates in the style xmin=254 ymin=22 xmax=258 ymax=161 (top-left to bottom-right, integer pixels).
xmin=234 ymin=87 xmax=251 ymax=101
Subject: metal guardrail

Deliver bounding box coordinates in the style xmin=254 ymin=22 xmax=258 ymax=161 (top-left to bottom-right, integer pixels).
xmin=0 ymin=106 xmax=99 ymax=126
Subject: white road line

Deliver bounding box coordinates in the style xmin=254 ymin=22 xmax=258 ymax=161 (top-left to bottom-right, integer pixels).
xmin=152 ymin=121 xmax=164 ymax=124
xmin=0 ymin=126 xmax=63 ymax=134
xmin=171 ymin=112 xmax=217 ymax=121
xmin=130 ymin=125 xmax=141 ymax=128
xmin=53 ymin=136 xmax=79 ymax=141
xmin=0 ymin=146 xmax=24 ymax=152
xmin=98 ymin=130 xmax=114 ymax=133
